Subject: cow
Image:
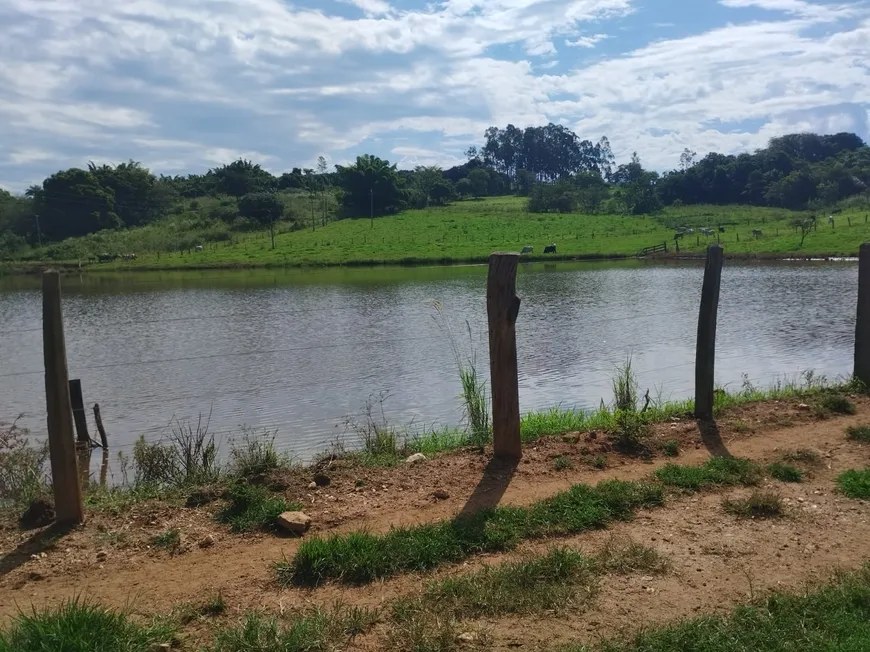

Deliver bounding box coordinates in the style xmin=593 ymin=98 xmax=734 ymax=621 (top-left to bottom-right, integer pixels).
xmin=543 ymin=243 xmax=557 ymax=254
xmin=98 ymin=253 xmax=116 ymax=263
xmin=752 ymin=229 xmax=763 ymax=239
xmin=718 ymin=226 xmax=726 ymax=233
xmin=122 ymin=253 xmax=137 ymax=261
xmin=700 ymin=228 xmax=714 ymax=236
xmin=673 ymin=232 xmax=684 ymax=240
xmin=195 ymin=245 xmax=204 ymax=252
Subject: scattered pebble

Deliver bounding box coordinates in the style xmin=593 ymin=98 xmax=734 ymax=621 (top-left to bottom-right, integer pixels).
xmin=432 ymin=489 xmax=450 ymax=500
xmin=198 ymin=534 xmax=216 ymax=549
xmin=405 ymin=453 xmax=427 ymax=464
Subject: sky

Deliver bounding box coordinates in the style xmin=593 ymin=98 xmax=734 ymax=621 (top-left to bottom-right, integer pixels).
xmin=1 ymin=0 xmax=869 ymax=192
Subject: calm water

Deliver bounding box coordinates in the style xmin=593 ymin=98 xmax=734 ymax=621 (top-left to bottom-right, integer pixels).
xmin=0 ymin=260 xmax=858 ymax=466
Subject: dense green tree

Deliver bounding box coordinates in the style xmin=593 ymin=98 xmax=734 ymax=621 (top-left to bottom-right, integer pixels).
xmin=467 ymin=169 xmax=489 ymax=198
xmin=238 ymin=192 xmax=285 ymax=224
xmin=455 ymin=178 xmax=473 ymax=198
xmin=88 ymin=161 xmax=175 ymax=226
xmin=210 ymin=159 xmax=276 ymax=197
xmin=335 ymin=155 xmax=405 ymax=217
xmin=29 ymin=168 xmax=120 ymax=240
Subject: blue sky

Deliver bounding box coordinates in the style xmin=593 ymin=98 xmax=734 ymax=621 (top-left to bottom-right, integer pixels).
xmin=1 ymin=0 xmax=868 ymax=192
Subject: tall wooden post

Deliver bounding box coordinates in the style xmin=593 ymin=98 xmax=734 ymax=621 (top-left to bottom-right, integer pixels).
xmin=695 ymin=245 xmax=724 ymax=421
xmin=68 ymin=379 xmax=91 ymax=446
xmin=487 ymin=253 xmax=522 ymax=459
xmin=854 ymin=244 xmax=870 ymax=386
xmin=42 ymin=271 xmax=85 ymax=525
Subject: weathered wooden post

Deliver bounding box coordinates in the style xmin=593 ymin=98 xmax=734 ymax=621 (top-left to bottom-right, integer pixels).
xmin=695 ymin=245 xmax=724 ymax=421
xmin=68 ymin=379 xmax=91 ymax=447
xmin=43 ymin=271 xmax=85 ymax=525
xmin=487 ymin=253 xmax=522 ymax=459
xmin=854 ymin=244 xmax=870 ymax=387
xmin=93 ymin=404 xmax=109 ymax=449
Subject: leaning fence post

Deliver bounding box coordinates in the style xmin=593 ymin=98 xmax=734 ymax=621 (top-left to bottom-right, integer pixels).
xmin=43 ymin=271 xmax=85 ymax=525
xmin=695 ymin=245 xmax=724 ymax=421
xmin=93 ymin=403 xmax=109 ymax=449
xmin=68 ymin=379 xmax=91 ymax=447
xmin=487 ymin=253 xmax=522 ymax=459
xmin=854 ymin=244 xmax=870 ymax=386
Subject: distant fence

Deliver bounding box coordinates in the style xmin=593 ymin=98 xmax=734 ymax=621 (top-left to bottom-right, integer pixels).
xmin=17 ymin=243 xmax=870 ymax=524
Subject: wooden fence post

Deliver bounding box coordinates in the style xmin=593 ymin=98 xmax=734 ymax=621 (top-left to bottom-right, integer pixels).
xmin=68 ymin=379 xmax=91 ymax=446
xmin=487 ymin=253 xmax=523 ymax=459
xmin=695 ymin=245 xmax=724 ymax=421
xmin=854 ymin=243 xmax=870 ymax=386
xmin=43 ymin=271 xmax=85 ymax=525
xmin=93 ymin=403 xmax=109 ymax=449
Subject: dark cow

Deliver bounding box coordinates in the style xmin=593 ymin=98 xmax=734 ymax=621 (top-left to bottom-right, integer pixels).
xmin=520 ymin=245 xmax=533 ymax=254
xmin=543 ymin=243 xmax=557 ymax=254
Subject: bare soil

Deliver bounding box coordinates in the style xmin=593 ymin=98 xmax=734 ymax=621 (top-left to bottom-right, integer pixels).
xmin=2 ymin=396 xmax=869 ymax=649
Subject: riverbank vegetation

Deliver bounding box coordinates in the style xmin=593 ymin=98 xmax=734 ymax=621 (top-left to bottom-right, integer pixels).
xmin=2 ymin=129 xmax=869 ymax=270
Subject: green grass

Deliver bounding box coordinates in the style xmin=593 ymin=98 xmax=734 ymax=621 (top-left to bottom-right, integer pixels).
xmin=595 ymin=536 xmax=671 ymax=575
xmin=722 ymin=491 xmax=785 ymax=518
xmin=278 ymin=479 xmax=664 ymax=586
xmin=661 ymin=440 xmax=680 ymax=457
xmin=553 ymin=455 xmax=574 ymax=471
xmin=150 ymin=528 xmax=181 ymax=550
xmin=837 ymin=469 xmax=870 ymax=499
xmin=562 ymin=566 xmax=870 ymax=652
xmin=846 ymin=425 xmax=870 ymax=443
xmin=817 ymin=393 xmax=857 ymax=415
xmin=767 ymin=462 xmax=803 ymax=482
xmin=207 ymin=605 xmax=377 ymax=652
xmin=655 ymin=457 xmax=761 ymax=491
xmin=0 ymin=599 xmax=174 ymax=652
xmin=217 ymin=483 xmax=298 ymax=533
xmin=11 ymin=197 xmax=870 ymax=273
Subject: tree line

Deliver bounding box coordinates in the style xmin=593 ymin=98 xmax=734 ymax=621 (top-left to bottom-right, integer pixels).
xmin=1 ymin=125 xmax=868 ymax=256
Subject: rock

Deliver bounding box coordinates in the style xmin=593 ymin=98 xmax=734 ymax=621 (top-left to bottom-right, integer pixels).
xmin=432 ymin=489 xmax=450 ymax=500
xmin=277 ymin=511 xmax=312 ymax=535
xmin=19 ymin=500 xmax=55 ymax=530
xmin=313 ymin=473 xmax=331 ymax=487
xmin=307 ymin=481 xmax=318 ymax=490
xmin=456 ymin=632 xmax=477 ymax=644
xmin=198 ymin=534 xmax=216 ymax=549
xmin=405 ymin=453 xmax=426 ymax=464
xmin=96 ymin=550 xmax=108 ymax=562
xmin=797 ymin=403 xmax=810 ymax=410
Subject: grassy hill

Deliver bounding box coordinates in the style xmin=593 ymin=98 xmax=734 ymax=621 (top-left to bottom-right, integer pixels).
xmin=6 ymin=196 xmax=870 ymax=272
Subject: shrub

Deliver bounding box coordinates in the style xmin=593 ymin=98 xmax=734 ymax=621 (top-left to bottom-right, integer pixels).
xmin=662 ymin=440 xmax=680 ymax=457
xmin=846 ymin=426 xmax=870 ymax=443
xmin=0 ymin=420 xmax=49 ymax=509
xmin=723 ymin=491 xmax=785 ymax=518
xmin=218 ymin=483 xmax=296 ymax=533
xmin=817 ymin=393 xmax=856 ymax=415
xmin=837 ymin=469 xmax=870 ymax=499
xmin=229 ymin=429 xmax=284 ymax=478
xmin=768 ymin=462 xmax=803 ymax=482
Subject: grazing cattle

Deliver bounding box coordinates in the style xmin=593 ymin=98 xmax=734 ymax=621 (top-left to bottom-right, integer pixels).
xmin=673 ymin=232 xmax=684 ymax=240
xmin=520 ymin=245 xmax=533 ymax=254
xmin=718 ymin=226 xmax=726 ymax=233
xmin=828 ymin=215 xmax=835 ymax=224
xmin=195 ymin=245 xmax=204 ymax=252
xmin=700 ymin=228 xmax=714 ymax=236
xmin=752 ymin=229 xmax=763 ymax=238
xmin=98 ymin=253 xmax=117 ymax=263
xmin=685 ymin=228 xmax=694 ymax=235
xmin=543 ymin=243 xmax=557 ymax=254
xmin=88 ymin=255 xmax=98 ymax=264
xmin=121 ymin=253 xmax=137 ymax=261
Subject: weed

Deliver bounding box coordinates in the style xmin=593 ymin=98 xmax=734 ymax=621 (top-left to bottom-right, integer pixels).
xmin=554 ymin=455 xmax=574 ymax=471
xmin=837 ymin=469 xmax=870 ymax=499
xmin=612 ymin=358 xmax=639 ymax=412
xmin=846 ymin=425 xmax=870 ymax=443
xmin=386 ymin=606 xmax=463 ymax=652
xmin=150 ymin=528 xmax=181 ymax=550
xmin=343 ymin=391 xmax=405 ymax=459
xmin=816 ymin=393 xmax=857 ymax=416
xmin=178 ymin=593 xmax=227 ymax=625
xmin=596 ymin=535 xmax=670 ymax=575
xmin=132 ymin=413 xmax=219 ymax=488
xmin=779 ymin=448 xmax=823 ymax=466
xmin=208 ymin=605 xmax=378 ymax=652
xmin=0 ymin=419 xmax=49 ymax=509
xmin=661 ymin=440 xmax=680 ymax=457
xmin=280 ymin=479 xmax=663 ymax=586
xmin=768 ymin=462 xmax=803 ymax=483
xmin=610 ymin=410 xmax=651 ymax=453
xmin=732 ymin=419 xmax=752 ymax=433
xmin=218 ymin=483 xmax=297 ymax=533
xmin=593 ymin=454 xmax=607 ymax=469
xmin=655 ymin=457 xmax=761 ymax=492
xmin=723 ymin=491 xmax=785 ymax=518
xmin=228 ymin=429 xmax=286 ymax=477
xmin=0 ymin=599 xmax=174 ymax=652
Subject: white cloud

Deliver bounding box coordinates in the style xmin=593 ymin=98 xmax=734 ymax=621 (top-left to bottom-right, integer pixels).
xmin=565 ymin=33 xmax=609 ymax=47
xmin=344 ymin=0 xmax=392 ymax=15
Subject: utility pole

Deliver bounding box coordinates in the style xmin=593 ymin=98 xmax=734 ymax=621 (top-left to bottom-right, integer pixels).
xmin=370 ymin=188 xmax=374 ymax=229
xmin=35 ymin=213 xmax=42 ymax=247
xmin=269 ymin=211 xmax=275 ymax=250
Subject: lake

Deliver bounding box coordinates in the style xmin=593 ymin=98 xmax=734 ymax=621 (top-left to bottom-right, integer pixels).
xmin=0 ymin=260 xmax=858 ymax=469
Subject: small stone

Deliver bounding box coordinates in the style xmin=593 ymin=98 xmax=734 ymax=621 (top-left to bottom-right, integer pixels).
xmin=432 ymin=489 xmax=450 ymax=500
xmin=96 ymin=550 xmax=108 ymax=562
xmin=405 ymin=453 xmax=427 ymax=464
xmin=313 ymin=473 xmax=331 ymax=487
xmin=277 ymin=511 xmax=312 ymax=535
xmin=797 ymin=403 xmax=810 ymax=410
xmin=307 ymin=482 xmax=318 ymax=490
xmin=456 ymin=632 xmax=477 ymax=644
xmin=198 ymin=534 xmax=216 ymax=549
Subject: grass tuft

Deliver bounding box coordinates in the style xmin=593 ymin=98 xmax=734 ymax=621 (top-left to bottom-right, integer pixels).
xmin=661 ymin=440 xmax=680 ymax=457
xmin=553 ymin=455 xmax=574 ymax=472
xmin=816 ymin=393 xmax=857 ymax=416
xmin=722 ymin=491 xmax=785 ymax=518
xmin=150 ymin=528 xmax=181 ymax=550
xmin=0 ymin=599 xmax=174 ymax=652
xmin=767 ymin=462 xmax=803 ymax=483
xmin=654 ymin=457 xmax=761 ymax=491
xmin=217 ymin=483 xmax=298 ymax=533
xmin=846 ymin=425 xmax=870 ymax=443
xmin=837 ymin=469 xmax=870 ymax=500
xmin=228 ymin=429 xmax=287 ymax=477
xmin=596 ymin=535 xmax=670 ymax=575
xmin=279 ymin=479 xmax=664 ymax=587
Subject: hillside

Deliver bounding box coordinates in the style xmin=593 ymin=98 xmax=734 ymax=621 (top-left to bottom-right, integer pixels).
xmin=6 ymin=196 xmax=870 ymax=272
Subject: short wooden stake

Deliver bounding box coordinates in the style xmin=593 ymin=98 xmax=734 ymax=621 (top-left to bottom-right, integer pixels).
xmin=487 ymin=253 xmax=522 ymax=459
xmin=695 ymin=245 xmax=724 ymax=421
xmin=42 ymin=271 xmax=85 ymax=525
xmin=93 ymin=404 xmax=109 ymax=449
xmin=68 ymin=379 xmax=91 ymax=446
xmin=854 ymin=243 xmax=870 ymax=386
